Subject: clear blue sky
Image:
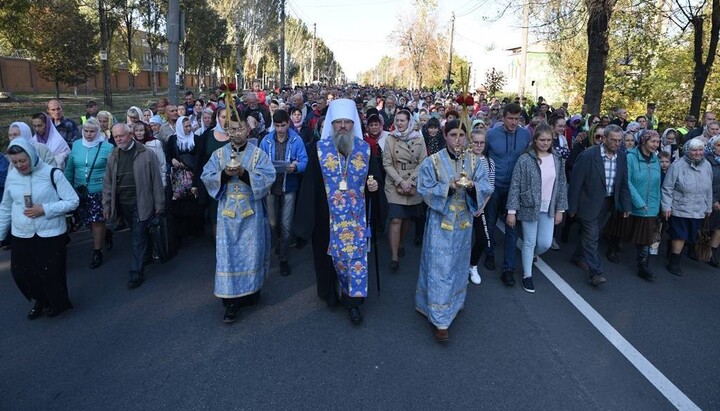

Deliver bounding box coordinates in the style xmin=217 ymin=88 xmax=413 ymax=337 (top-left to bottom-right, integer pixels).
xmin=287 ymin=0 xmax=526 ymax=82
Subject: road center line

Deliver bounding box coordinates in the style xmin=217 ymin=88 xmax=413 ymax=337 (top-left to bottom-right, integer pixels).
xmin=497 ymin=222 xmax=700 ymax=410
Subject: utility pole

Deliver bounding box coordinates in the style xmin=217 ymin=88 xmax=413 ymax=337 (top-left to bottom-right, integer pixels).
xmin=98 ymin=0 xmax=112 ymax=107
xmin=518 ymin=1 xmax=529 ymax=99
xmin=280 ymin=0 xmax=286 ymax=87
xmin=311 ymin=23 xmax=316 ymax=83
xmin=445 ymin=12 xmax=455 ymax=94
xmin=167 ymin=0 xmax=180 ymax=103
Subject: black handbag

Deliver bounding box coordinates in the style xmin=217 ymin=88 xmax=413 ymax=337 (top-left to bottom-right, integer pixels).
xmin=150 ymin=214 xmax=176 ymax=263
xmin=76 ymin=143 xmax=102 ymax=199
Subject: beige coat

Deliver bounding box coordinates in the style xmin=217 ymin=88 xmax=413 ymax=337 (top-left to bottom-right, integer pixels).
xmin=102 ymin=142 xmax=165 ymax=222
xmin=382 ymin=135 xmax=427 ymax=205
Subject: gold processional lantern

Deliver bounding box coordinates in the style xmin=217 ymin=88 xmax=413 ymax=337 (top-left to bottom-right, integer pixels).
xmin=454 ymin=66 xmax=475 ymax=189
xmin=223 ymin=80 xmax=243 ymax=173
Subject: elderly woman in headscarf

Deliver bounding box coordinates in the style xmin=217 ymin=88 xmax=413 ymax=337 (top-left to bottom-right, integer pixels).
xmin=661 ymin=128 xmax=680 ymax=162
xmin=126 ymin=106 xmax=144 ymax=124
xmin=132 ymin=120 xmax=166 ymax=187
xmin=30 ymin=113 xmax=70 ymax=169
xmin=194 ymin=106 xmax=214 ymax=136
xmin=65 ymin=118 xmax=114 ymax=269
xmin=8 ymin=122 xmax=56 ymax=167
xmin=703 ymin=135 xmax=720 ymax=267
xmin=382 ymin=109 xmax=427 ymax=270
xmin=97 ymin=110 xmax=114 ymax=142
xmin=0 ymin=138 xmax=79 ymax=319
xmin=618 ymin=130 xmax=662 ymax=279
xmin=166 ymin=115 xmax=202 ymax=245
xmin=662 ymin=137 xmax=713 ymax=275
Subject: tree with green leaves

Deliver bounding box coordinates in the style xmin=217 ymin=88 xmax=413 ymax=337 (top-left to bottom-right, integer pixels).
xmin=28 ymin=0 xmax=99 ymax=97
xmin=182 ymin=0 xmax=228 ymax=91
xmin=483 ymin=68 xmax=506 ymax=98
xmin=139 ymin=0 xmax=167 ymax=96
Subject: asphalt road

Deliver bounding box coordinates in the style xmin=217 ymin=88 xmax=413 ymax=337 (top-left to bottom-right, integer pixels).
xmin=0 ymin=224 xmax=718 ymax=410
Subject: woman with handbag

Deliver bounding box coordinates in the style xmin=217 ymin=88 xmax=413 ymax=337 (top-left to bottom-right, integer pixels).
xmin=703 ymin=136 xmax=720 ymax=267
xmin=0 ymin=138 xmax=79 ymax=319
xmin=64 ymin=118 xmax=114 ymax=268
xmin=382 ymin=109 xmax=427 ymax=270
xmin=166 ymin=116 xmax=202 ymax=246
xmin=661 ymin=138 xmax=713 ymax=276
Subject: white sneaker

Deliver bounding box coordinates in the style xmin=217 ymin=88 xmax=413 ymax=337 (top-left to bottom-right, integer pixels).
xmin=469 ymin=265 xmax=482 ymax=285
xmin=551 ymin=238 xmax=560 ymax=251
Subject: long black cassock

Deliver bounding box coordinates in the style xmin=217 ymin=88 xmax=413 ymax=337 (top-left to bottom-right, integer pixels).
xmin=292 ymin=140 xmax=383 ymax=307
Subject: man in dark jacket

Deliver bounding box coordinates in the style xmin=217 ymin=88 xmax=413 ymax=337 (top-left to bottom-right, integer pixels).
xmin=568 ymin=124 xmax=632 ymax=286
xmin=47 ymin=98 xmax=80 ymax=145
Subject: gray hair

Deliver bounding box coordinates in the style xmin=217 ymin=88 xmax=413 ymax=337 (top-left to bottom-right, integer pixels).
xmin=112 ymin=122 xmax=133 ymax=135
xmin=687 ymin=137 xmax=706 ymax=151
xmin=604 ymin=124 xmax=624 ymax=138
xmin=82 ymin=117 xmax=101 ymax=132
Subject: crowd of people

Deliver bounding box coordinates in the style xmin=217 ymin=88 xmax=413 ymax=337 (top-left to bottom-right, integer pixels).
xmin=1 ymin=83 xmax=717 ymax=343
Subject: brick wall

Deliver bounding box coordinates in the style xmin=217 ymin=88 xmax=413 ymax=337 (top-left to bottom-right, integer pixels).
xmin=0 ymin=57 xmax=211 ymax=93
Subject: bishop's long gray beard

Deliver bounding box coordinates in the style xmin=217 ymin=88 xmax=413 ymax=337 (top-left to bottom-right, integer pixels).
xmin=333 ymin=131 xmax=354 ymax=156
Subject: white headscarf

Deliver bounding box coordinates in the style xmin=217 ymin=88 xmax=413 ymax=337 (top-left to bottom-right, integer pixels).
xmin=81 ymin=118 xmax=106 ymax=148
xmin=174 ymin=116 xmax=195 ymax=151
xmin=31 ymin=113 xmax=70 ymax=168
xmin=10 ymin=121 xmax=33 ymax=140
xmin=320 ymin=98 xmax=363 ymax=140
xmin=127 ymin=106 xmax=144 ymax=124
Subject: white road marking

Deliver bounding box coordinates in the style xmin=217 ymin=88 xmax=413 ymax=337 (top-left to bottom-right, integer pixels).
xmin=497 ymin=222 xmax=700 ymax=410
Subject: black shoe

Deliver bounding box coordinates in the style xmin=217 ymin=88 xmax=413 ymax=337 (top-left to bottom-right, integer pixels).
xmin=589 ymin=274 xmax=608 ymax=286
xmin=637 ymin=267 xmax=656 ymax=280
xmin=390 ymin=260 xmax=399 ymax=271
xmin=89 ymin=250 xmax=103 ymax=269
xmin=687 ymin=245 xmax=698 ymax=261
xmin=280 ymin=260 xmax=291 ymax=277
xmin=127 ymin=273 xmax=145 ymax=289
xmin=105 ymin=229 xmax=113 ymax=251
xmin=666 ymin=253 xmax=684 ymax=276
xmin=27 ymin=301 xmax=45 ymax=320
xmin=46 ymin=306 xmax=70 ymax=318
xmin=501 ymin=270 xmax=515 ymax=286
xmin=484 ymin=256 xmax=496 ymax=271
xmin=522 ymin=276 xmax=535 ymax=293
xmin=606 ymin=250 xmax=620 ymax=264
xmin=223 ymin=305 xmax=239 ymax=323
xmin=398 ymin=246 xmax=406 ymax=257
xmin=349 ymin=307 xmax=363 ymax=324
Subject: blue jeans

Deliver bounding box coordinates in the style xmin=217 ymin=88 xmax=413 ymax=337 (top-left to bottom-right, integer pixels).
xmin=118 ymin=204 xmax=150 ymax=276
xmin=484 ymin=186 xmax=518 ymax=271
xmin=266 ymin=191 xmax=296 ymax=261
xmin=520 ymin=213 xmax=555 ymax=277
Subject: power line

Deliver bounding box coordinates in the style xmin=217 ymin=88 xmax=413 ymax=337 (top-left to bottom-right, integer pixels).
xmin=299 ymin=0 xmax=402 ymax=7
xmin=456 ymin=2 xmax=485 ymax=18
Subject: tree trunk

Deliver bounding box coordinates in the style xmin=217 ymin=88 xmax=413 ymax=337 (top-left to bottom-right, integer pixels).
xmin=55 ymin=78 xmax=60 ymax=98
xmin=150 ymin=50 xmax=157 ymax=96
xmin=582 ymin=0 xmax=616 ymax=115
xmin=98 ymin=0 xmax=112 ymax=107
xmin=689 ymin=0 xmax=720 ymax=118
